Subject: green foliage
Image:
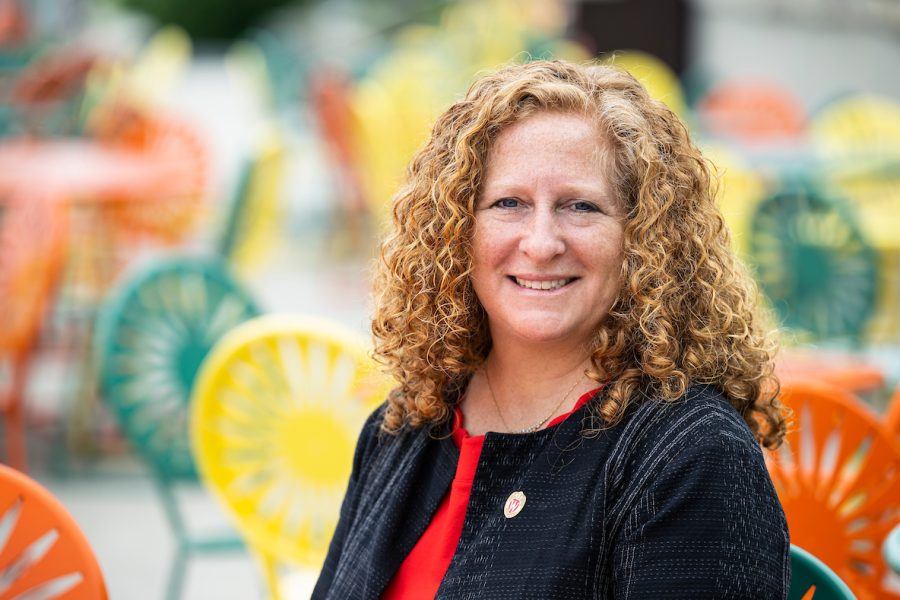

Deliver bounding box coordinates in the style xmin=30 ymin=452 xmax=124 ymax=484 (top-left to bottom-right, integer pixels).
xmin=115 ymin=0 xmax=303 ymax=42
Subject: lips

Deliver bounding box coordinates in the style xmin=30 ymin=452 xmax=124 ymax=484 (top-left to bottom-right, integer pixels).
xmin=512 ymin=276 xmax=576 ymax=290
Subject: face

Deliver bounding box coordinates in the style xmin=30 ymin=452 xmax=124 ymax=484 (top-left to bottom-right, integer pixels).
xmin=471 ymin=111 xmax=625 ymax=350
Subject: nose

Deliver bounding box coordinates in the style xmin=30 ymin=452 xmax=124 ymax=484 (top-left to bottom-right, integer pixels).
xmin=518 ymin=209 xmax=565 ymax=260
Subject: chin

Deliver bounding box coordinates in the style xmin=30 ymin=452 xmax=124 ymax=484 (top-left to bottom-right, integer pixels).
xmin=508 ymin=322 xmax=590 ymax=346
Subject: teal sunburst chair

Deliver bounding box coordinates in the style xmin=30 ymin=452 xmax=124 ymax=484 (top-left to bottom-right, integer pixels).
xmin=748 ymin=184 xmax=878 ymax=342
xmin=790 ymin=545 xmax=856 ymax=600
xmin=94 ymin=257 xmax=261 ymax=599
xmin=92 ymin=120 xmax=284 ymax=599
xmin=885 ymin=524 xmax=900 ymax=577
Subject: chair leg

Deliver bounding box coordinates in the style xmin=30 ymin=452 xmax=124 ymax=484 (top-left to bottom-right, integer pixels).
xmin=4 ymin=399 xmax=26 ymax=471
xmin=259 ymin=553 xmax=281 ymax=600
xmin=153 ymin=478 xmax=191 ymax=599
xmin=3 ymin=353 xmax=30 ymax=471
xmin=166 ymin=545 xmax=189 ymax=600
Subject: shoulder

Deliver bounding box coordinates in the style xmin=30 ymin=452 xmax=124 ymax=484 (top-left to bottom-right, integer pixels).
xmin=355 ymin=402 xmax=444 ymax=448
xmin=354 ymin=403 xmax=396 ymax=464
xmin=604 ymin=386 xmax=790 ymax=598
xmin=614 ymin=385 xmax=760 ymax=463
xmin=604 ymin=385 xmax=772 ymax=506
xmin=351 ymin=402 xmax=440 ymax=479
xmin=356 ymin=403 xmax=388 ymax=450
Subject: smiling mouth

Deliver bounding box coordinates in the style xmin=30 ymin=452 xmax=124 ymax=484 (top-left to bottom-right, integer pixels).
xmin=511 ymin=276 xmax=576 ymax=291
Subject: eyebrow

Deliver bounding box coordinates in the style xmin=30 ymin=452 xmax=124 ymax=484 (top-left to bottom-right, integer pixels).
xmin=480 ymin=181 xmax=614 ymax=202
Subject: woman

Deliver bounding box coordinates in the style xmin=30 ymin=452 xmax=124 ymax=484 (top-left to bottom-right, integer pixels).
xmin=314 ymin=60 xmax=790 ymax=599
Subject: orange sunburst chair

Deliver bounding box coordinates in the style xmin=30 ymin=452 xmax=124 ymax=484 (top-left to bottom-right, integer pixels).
xmin=777 ymin=353 xmax=885 ymax=398
xmin=0 ymin=196 xmax=67 ymax=470
xmin=0 ymin=463 xmax=107 ymax=598
xmin=885 ymin=383 xmax=900 ymax=442
xmin=766 ymin=379 xmax=900 ymax=599
xmin=48 ymin=104 xmax=212 ymax=308
xmin=698 ymin=80 xmax=807 ymax=142
xmin=88 ymin=103 xmax=209 ymax=245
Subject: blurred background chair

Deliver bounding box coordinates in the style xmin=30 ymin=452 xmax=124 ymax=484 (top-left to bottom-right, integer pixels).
xmin=0 ymin=463 xmax=107 ymax=598
xmin=602 ymin=49 xmax=687 ymax=118
xmin=697 ymin=79 xmax=807 ymax=143
xmin=78 ymin=25 xmax=202 ymax=257
xmin=0 ymin=196 xmax=67 ymax=471
xmin=885 ymin=383 xmax=900 ymax=442
xmin=190 ymin=314 xmax=393 ymax=600
xmin=0 ymin=116 xmax=213 ymax=467
xmin=85 ymin=108 xmax=209 ymax=249
xmin=790 ymin=544 xmax=856 ymax=600
xmin=766 ymin=380 xmax=900 ymax=599
xmin=0 ymin=23 xmax=215 ymax=467
xmin=3 ymin=43 xmax=99 ymax=138
xmin=93 ymin=257 xmax=260 ymax=600
xmin=747 ymin=183 xmax=888 ymax=401
xmin=811 ymin=94 xmax=900 ymax=346
xmin=90 ymin=120 xmax=286 ymax=599
xmin=884 ymin=524 xmax=900 ymax=579
xmin=749 ymin=185 xmax=878 ymax=344
xmin=214 ymin=124 xmax=286 ymax=274
xmin=812 ymin=94 xmax=900 ymax=161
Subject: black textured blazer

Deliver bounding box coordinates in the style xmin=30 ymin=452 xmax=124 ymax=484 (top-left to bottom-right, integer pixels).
xmin=313 ymin=385 xmax=791 ymax=599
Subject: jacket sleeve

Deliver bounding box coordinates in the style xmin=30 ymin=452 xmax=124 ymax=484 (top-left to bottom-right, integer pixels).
xmin=312 ymin=404 xmax=385 ymax=598
xmin=610 ymin=427 xmax=791 ymax=599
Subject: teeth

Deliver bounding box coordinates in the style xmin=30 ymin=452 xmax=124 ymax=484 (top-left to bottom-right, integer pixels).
xmin=514 ymin=277 xmax=570 ymax=290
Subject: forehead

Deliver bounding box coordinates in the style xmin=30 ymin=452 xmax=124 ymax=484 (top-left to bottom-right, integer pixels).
xmin=482 ymin=111 xmax=612 ymax=189
xmin=492 ymin=110 xmax=606 ymax=156
xmin=498 ymin=108 xmax=598 ymax=138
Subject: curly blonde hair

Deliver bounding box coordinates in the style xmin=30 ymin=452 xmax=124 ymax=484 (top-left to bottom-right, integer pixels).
xmin=372 ymin=60 xmax=786 ymax=449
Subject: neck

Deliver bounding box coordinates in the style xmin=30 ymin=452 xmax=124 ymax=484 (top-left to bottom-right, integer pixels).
xmin=463 ymin=338 xmax=597 ymax=435
xmin=488 ymin=341 xmax=591 ymax=393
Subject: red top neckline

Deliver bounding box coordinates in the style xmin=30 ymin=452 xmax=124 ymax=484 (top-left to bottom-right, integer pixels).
xmin=380 ymin=385 xmax=604 ymax=600
xmin=451 ymin=386 xmax=603 ymax=448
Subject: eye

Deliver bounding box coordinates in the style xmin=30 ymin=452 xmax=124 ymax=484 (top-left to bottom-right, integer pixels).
xmin=493 ymin=197 xmax=520 ymax=209
xmin=570 ymin=201 xmax=600 ymax=212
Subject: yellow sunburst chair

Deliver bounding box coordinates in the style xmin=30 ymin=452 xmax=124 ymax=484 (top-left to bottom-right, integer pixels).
xmin=190 ymin=314 xmax=393 ymax=599
xmin=602 ymin=49 xmax=687 ymax=118
xmin=811 ymin=94 xmax=900 ymax=342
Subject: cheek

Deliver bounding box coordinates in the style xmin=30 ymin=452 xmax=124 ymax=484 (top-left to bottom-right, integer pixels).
xmin=469 ymin=231 xmax=493 ymax=295
xmin=583 ymin=238 xmax=625 ymax=294
xmin=471 ymin=223 xmax=507 ymax=271
xmin=603 ymin=253 xmax=626 ymax=306
xmin=577 ymin=228 xmax=623 ymax=265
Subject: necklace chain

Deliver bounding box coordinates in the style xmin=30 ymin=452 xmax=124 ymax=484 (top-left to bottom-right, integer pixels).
xmin=483 ymin=366 xmax=583 ymax=434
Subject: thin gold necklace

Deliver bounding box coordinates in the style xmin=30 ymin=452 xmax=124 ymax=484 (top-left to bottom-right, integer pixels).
xmin=483 ymin=366 xmax=583 ymax=434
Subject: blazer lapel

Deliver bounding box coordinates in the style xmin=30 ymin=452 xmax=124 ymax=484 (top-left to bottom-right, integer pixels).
xmin=348 ymin=427 xmax=459 ymax=598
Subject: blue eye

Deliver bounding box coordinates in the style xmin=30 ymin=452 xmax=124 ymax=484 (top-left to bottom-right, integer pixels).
xmin=571 ymin=201 xmax=599 ymax=212
xmin=494 ymin=198 xmax=520 ymax=208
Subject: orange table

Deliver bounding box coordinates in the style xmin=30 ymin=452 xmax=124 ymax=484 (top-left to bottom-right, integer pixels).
xmin=0 ymin=138 xmax=197 ymax=203
xmin=0 ymin=135 xmax=205 ymax=470
xmin=0 ymin=136 xmax=204 ymax=308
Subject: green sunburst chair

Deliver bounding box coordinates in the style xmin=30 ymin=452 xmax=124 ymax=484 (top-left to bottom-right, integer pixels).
xmin=748 ymin=184 xmax=878 ymax=342
xmin=790 ymin=545 xmax=856 ymax=600
xmin=94 ymin=257 xmax=261 ymax=599
xmin=92 ymin=118 xmax=284 ymax=599
xmin=884 ymin=524 xmax=900 ymax=577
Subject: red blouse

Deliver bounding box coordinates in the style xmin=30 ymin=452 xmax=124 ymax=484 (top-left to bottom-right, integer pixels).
xmin=381 ymin=388 xmax=601 ymax=599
